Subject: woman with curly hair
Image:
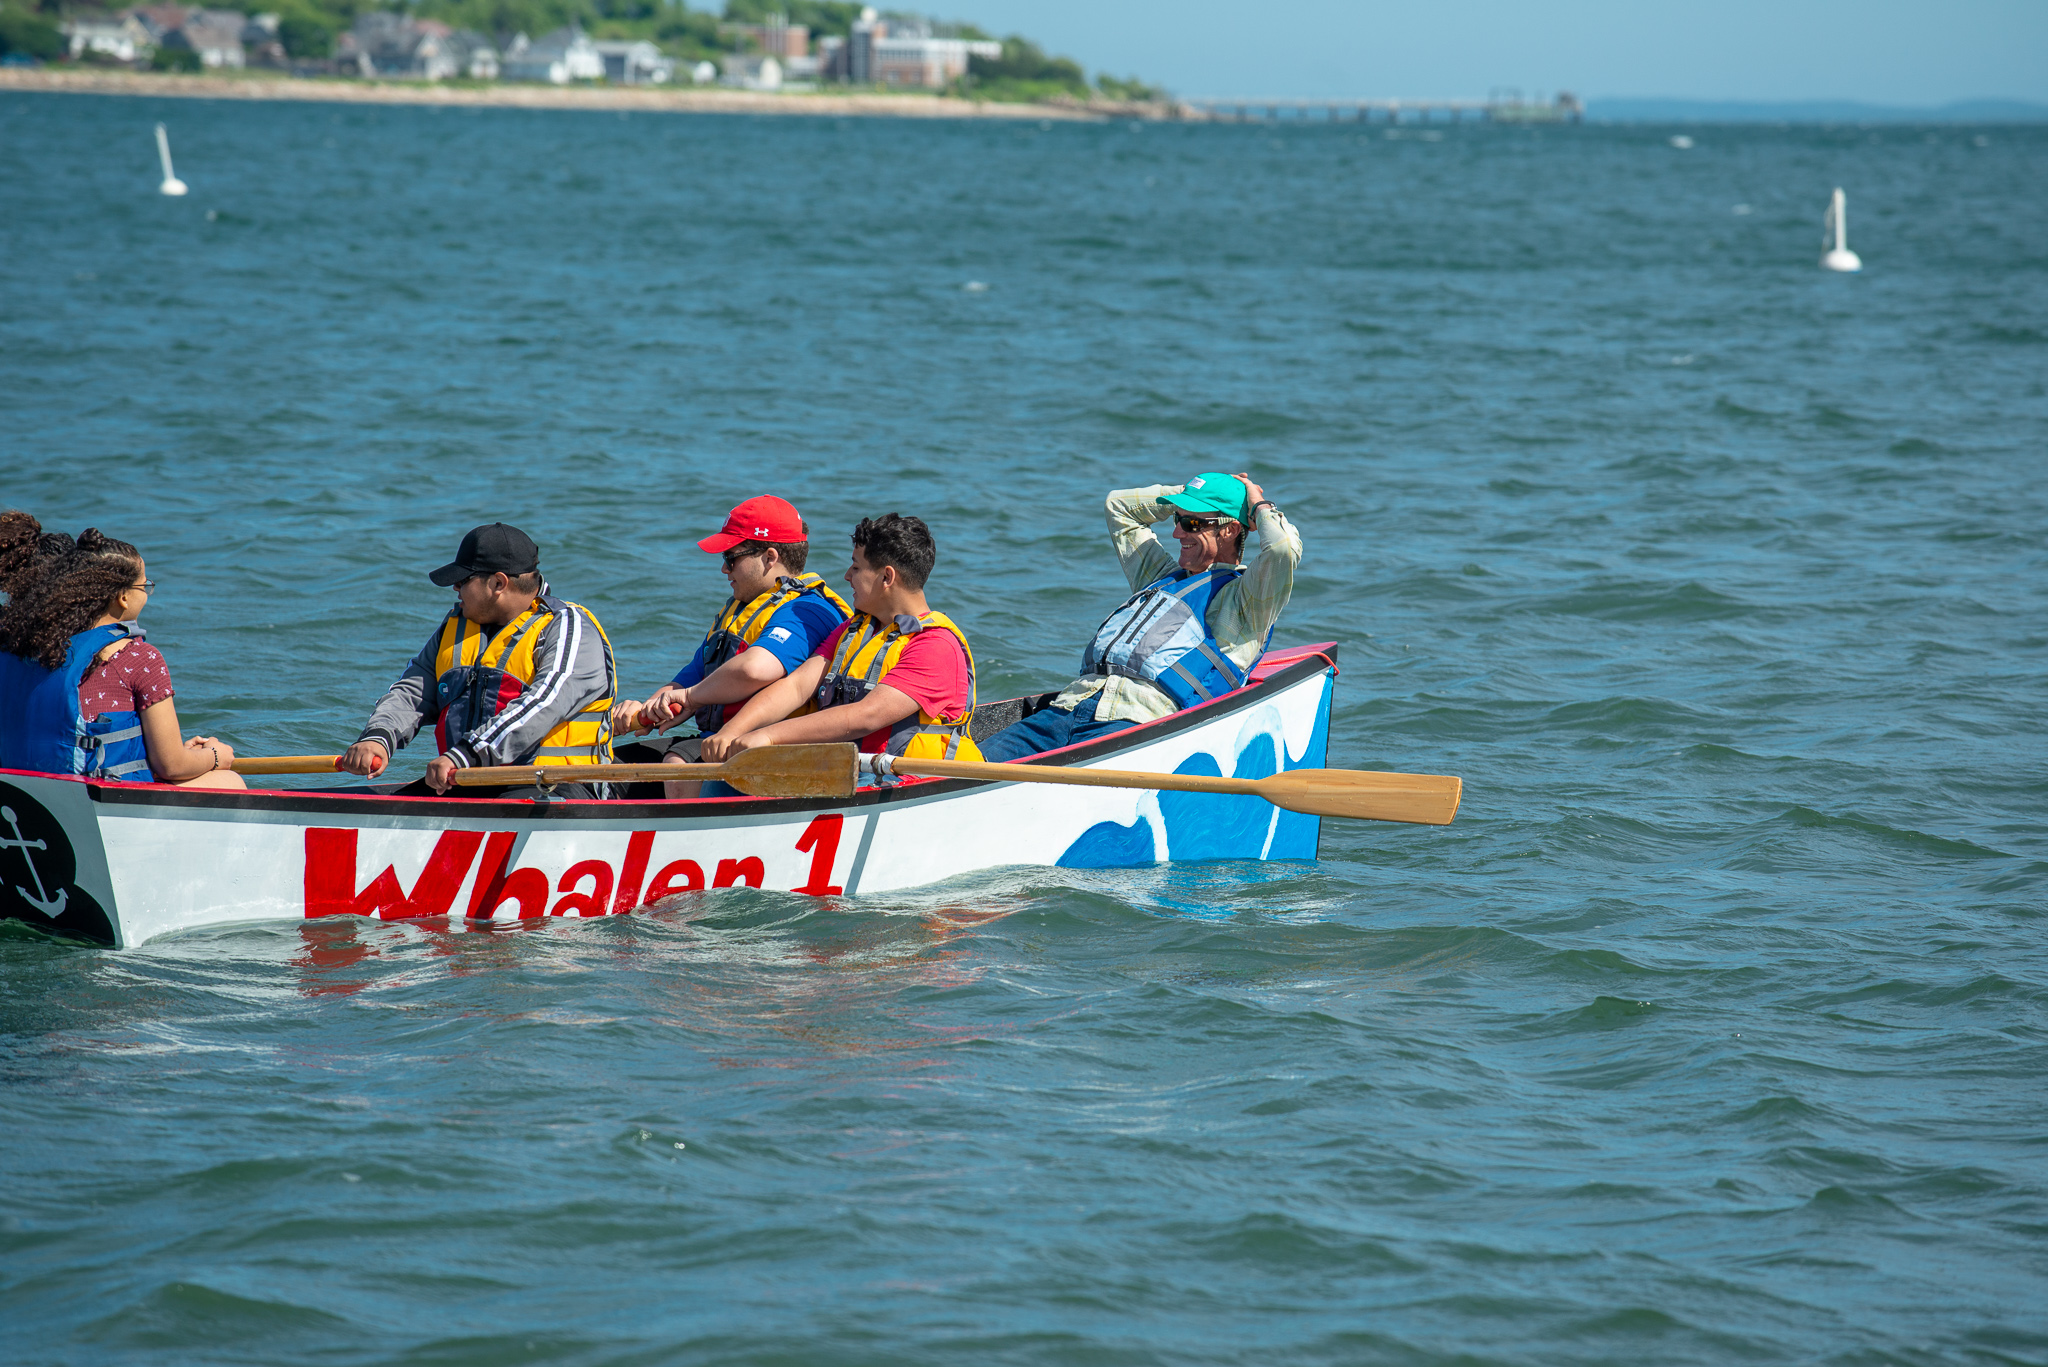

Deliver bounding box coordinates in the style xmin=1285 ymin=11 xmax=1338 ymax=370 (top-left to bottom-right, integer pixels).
xmin=0 ymin=514 xmax=245 ymax=789
xmin=0 ymin=509 xmax=77 ymax=601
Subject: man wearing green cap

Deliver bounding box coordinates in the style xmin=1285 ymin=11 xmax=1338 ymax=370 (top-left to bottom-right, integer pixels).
xmin=981 ymin=471 xmax=1302 ymax=762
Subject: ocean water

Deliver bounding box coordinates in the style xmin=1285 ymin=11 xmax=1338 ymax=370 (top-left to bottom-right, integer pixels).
xmin=3 ymin=92 xmax=2048 ymax=1364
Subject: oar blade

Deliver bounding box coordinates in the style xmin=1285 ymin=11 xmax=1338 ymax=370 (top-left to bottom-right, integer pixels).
xmin=720 ymin=743 xmax=860 ymax=799
xmin=1255 ymin=769 xmax=1462 ymax=825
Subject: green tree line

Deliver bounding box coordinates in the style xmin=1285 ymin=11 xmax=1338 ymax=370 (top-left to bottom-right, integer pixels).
xmin=957 ymin=37 xmax=1161 ymax=103
xmin=0 ymin=2 xmax=65 ymax=59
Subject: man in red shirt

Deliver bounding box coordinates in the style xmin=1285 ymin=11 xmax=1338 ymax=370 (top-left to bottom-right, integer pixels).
xmin=702 ymin=513 xmax=981 ymax=763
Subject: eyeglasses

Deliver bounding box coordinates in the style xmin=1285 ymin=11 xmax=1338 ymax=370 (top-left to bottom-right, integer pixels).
xmin=129 ymin=580 xmax=156 ymax=595
xmin=1173 ymin=514 xmax=1226 ymax=533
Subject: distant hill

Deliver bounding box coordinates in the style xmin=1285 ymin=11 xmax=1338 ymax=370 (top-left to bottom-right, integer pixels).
xmin=1586 ymin=98 xmax=2048 ymax=123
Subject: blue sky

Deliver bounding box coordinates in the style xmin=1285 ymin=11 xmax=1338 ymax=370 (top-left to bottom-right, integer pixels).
xmin=951 ymin=0 xmax=2047 ymax=104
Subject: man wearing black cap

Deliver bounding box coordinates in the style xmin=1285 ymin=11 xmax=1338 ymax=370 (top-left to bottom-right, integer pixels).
xmin=339 ymin=523 xmax=620 ymax=797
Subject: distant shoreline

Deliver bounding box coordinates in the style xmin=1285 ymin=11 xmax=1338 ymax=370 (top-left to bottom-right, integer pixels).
xmin=0 ymin=68 xmax=1109 ymax=121
xmin=1588 ymin=96 xmax=2048 ymax=123
xmin=17 ymin=70 xmax=2030 ymax=129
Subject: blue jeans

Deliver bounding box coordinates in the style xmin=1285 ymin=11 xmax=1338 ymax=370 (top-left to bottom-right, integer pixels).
xmin=980 ymin=695 xmax=1138 ymax=762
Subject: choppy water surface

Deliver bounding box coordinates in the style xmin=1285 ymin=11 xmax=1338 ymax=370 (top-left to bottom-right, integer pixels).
xmin=3 ymin=94 xmax=2047 ymax=1364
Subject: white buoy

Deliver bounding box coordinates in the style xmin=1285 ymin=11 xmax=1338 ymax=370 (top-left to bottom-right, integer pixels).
xmin=1821 ymin=186 xmax=1861 ymax=272
xmin=154 ymin=123 xmax=188 ymax=197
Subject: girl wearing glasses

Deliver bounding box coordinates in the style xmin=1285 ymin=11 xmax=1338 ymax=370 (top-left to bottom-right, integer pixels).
xmin=0 ymin=513 xmax=244 ymax=788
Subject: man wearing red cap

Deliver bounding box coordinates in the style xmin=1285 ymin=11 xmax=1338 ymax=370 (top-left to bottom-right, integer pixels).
xmin=614 ymin=496 xmax=850 ymax=796
xmin=701 ymin=512 xmax=982 ymax=767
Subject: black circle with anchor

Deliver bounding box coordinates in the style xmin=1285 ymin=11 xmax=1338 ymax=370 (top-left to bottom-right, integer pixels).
xmin=0 ymin=781 xmax=115 ymax=945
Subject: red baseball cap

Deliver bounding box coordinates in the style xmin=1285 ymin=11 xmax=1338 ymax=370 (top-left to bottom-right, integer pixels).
xmin=697 ymin=495 xmax=807 ymax=554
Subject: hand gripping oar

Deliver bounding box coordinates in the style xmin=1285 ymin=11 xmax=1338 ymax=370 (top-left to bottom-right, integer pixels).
xmin=454 ymin=743 xmax=861 ymax=798
xmin=863 ymin=753 xmax=1462 ymax=825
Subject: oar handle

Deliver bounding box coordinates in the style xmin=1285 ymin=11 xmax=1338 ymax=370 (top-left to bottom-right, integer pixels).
xmin=232 ymin=755 xmax=344 ymax=775
xmin=452 ymin=763 xmax=725 ymax=786
xmin=453 ymin=744 xmax=859 ymax=796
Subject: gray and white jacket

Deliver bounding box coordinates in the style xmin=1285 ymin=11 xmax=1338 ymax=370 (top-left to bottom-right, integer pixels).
xmin=356 ymin=591 xmax=617 ymax=771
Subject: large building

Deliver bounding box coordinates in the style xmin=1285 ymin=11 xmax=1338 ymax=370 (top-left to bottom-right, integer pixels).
xmin=734 ymin=17 xmax=808 ymax=61
xmin=823 ymin=7 xmax=999 ymax=89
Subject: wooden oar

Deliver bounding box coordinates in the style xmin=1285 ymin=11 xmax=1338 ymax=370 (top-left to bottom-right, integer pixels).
xmin=459 ymin=742 xmax=1460 ymax=825
xmin=873 ymin=754 xmax=1462 ymax=826
xmin=233 ymin=754 xmax=345 ymax=775
xmin=454 ymin=742 xmax=860 ymax=798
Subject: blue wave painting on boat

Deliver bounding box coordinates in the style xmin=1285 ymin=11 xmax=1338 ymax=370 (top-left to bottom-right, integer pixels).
xmin=1057 ymin=674 xmax=1333 ymax=869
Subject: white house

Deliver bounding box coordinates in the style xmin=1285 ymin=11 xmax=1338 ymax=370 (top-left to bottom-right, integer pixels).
xmin=501 ymin=27 xmax=603 ymax=84
xmin=336 ymin=15 xmax=495 ymax=81
xmin=240 ymin=12 xmax=284 ymax=67
xmin=62 ymin=15 xmax=151 ymax=62
xmin=161 ymin=8 xmax=246 ymax=68
xmin=720 ymin=54 xmax=781 ymax=91
xmin=445 ymin=30 xmax=498 ymax=80
xmin=592 ymin=39 xmax=672 ymax=85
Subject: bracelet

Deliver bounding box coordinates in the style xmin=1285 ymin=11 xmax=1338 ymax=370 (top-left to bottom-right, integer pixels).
xmin=1251 ymin=500 xmax=1279 ymax=517
xmin=207 ymin=743 xmax=221 ymax=772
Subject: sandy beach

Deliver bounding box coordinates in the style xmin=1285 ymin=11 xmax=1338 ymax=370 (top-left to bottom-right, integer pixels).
xmin=0 ymin=66 xmax=1115 ymax=120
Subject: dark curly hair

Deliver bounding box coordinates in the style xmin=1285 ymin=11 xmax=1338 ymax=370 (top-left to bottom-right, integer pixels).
xmin=0 ymin=510 xmax=77 ymax=600
xmin=851 ymin=513 xmax=935 ymax=590
xmin=0 ymin=523 xmax=145 ymax=671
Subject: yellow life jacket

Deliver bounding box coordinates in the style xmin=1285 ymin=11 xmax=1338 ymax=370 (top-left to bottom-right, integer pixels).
xmin=693 ymin=573 xmax=852 ymax=732
xmin=815 ymin=609 xmax=982 ymax=761
xmin=431 ymin=595 xmax=617 ymax=766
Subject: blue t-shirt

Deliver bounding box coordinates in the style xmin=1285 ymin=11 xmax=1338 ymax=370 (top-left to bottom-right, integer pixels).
xmin=672 ymin=593 xmax=846 ymax=688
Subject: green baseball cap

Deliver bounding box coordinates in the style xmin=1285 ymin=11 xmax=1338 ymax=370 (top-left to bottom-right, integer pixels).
xmin=1161 ymin=472 xmax=1249 ymax=522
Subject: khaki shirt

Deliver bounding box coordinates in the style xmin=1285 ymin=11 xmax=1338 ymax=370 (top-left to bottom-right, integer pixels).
xmin=1054 ymin=484 xmax=1303 ymax=723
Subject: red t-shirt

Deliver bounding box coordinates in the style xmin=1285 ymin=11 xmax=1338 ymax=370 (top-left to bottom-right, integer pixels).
xmin=79 ymin=641 xmax=174 ymax=722
xmin=813 ymin=620 xmax=972 ymax=753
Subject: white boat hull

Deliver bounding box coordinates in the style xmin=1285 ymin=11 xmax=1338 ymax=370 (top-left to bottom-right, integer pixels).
xmin=0 ymin=649 xmax=1336 ymax=947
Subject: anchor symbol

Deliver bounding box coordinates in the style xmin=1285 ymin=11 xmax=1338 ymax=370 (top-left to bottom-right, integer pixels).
xmin=0 ymin=805 xmax=67 ymax=918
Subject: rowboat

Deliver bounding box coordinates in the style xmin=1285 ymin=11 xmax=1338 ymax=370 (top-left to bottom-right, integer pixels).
xmin=0 ymin=645 xmax=1339 ymax=948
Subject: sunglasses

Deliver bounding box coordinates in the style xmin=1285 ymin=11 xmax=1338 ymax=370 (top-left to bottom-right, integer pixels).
xmin=129 ymin=580 xmax=156 ymax=595
xmin=1173 ymin=514 xmax=1227 ymax=533
xmin=723 ymin=547 xmax=766 ymax=569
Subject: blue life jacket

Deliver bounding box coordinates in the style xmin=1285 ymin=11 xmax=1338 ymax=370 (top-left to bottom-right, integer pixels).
xmin=1080 ymin=565 xmax=1267 ymax=710
xmin=0 ymin=623 xmax=155 ymax=781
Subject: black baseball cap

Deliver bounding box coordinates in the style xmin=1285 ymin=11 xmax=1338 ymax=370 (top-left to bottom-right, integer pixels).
xmin=428 ymin=523 xmax=540 ymax=587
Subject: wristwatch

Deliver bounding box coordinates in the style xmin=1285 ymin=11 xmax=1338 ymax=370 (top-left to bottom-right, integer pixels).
xmin=1250 ymin=500 xmax=1280 ymax=519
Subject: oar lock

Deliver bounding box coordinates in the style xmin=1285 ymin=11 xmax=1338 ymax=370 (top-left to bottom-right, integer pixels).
xmin=857 ymin=753 xmax=902 ymax=787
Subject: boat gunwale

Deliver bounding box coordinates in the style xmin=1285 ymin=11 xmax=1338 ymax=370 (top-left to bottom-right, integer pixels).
xmin=2 ymin=646 xmax=1338 ymax=824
